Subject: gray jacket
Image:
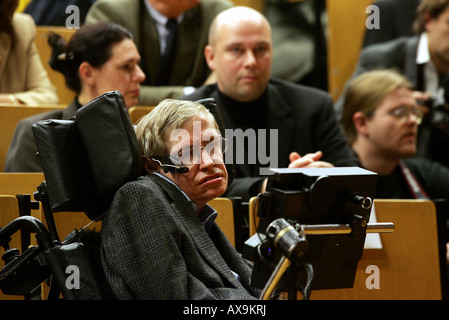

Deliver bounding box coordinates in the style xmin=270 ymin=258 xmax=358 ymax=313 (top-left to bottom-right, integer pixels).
xmin=100 ymin=174 xmax=259 ymax=299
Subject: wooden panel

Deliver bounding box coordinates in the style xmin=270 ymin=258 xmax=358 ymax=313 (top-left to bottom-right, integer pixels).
xmin=249 ymin=196 xmax=258 ymax=237
xmin=327 ymin=0 xmax=374 ymax=101
xmin=0 ymin=172 xmax=100 ymax=248
xmin=0 ymin=105 xmax=64 ymax=172
xmin=0 ymin=172 xmax=45 ymax=219
xmin=35 ymin=26 xmax=76 ymax=105
xmin=249 ymin=198 xmax=442 ymax=299
xmin=311 ymin=200 xmax=442 ymax=300
xmin=209 ymin=197 xmax=235 ymax=247
xmin=128 ymin=106 xmax=155 ymax=125
xmin=231 ymin=0 xmax=264 ymax=12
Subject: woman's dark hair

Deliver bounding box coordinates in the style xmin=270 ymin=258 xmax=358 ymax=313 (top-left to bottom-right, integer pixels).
xmin=48 ymin=21 xmax=133 ymax=94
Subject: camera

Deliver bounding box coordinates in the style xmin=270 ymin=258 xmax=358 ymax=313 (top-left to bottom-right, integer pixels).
xmin=418 ymin=97 xmax=449 ymax=138
xmin=243 ymin=167 xmax=378 ymax=292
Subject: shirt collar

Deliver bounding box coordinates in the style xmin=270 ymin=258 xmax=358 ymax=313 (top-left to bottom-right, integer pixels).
xmin=416 ymin=32 xmax=431 ymax=65
xmin=144 ymin=0 xmax=184 ymax=26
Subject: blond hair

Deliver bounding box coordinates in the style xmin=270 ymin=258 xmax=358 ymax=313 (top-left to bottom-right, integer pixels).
xmin=135 ymin=99 xmax=219 ymax=157
xmin=341 ymin=69 xmax=413 ymax=145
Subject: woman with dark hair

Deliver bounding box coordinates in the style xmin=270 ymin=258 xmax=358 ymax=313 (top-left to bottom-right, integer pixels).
xmin=47 ymin=21 xmax=145 ymax=108
xmin=4 ymin=21 xmax=146 ymax=172
xmin=0 ymin=0 xmax=59 ymax=105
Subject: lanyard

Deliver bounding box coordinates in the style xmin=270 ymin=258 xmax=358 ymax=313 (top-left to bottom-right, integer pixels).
xmin=398 ymin=160 xmax=430 ymax=200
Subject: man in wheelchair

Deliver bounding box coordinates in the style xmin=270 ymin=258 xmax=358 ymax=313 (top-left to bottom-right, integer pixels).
xmin=101 ymin=99 xmax=259 ymax=299
xmin=0 ymin=93 xmax=259 ymax=300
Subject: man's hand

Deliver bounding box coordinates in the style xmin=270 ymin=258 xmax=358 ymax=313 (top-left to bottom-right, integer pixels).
xmin=288 ymin=151 xmax=334 ymax=168
xmin=260 ymin=151 xmax=333 ymax=193
xmin=413 ymin=90 xmax=432 ymax=117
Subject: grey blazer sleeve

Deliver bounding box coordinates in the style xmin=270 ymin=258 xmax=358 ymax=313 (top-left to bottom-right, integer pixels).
xmin=101 ymin=177 xmax=258 ymax=299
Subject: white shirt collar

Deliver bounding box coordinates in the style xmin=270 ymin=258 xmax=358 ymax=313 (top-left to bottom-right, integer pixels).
xmin=416 ymin=32 xmax=430 ymax=65
xmin=415 ymin=32 xmax=444 ymax=99
xmin=144 ymin=1 xmax=183 ymax=54
xmin=144 ymin=1 xmax=183 ymax=27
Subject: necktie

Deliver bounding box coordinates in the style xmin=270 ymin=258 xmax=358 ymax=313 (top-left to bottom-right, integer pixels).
xmin=312 ymin=0 xmax=328 ymax=91
xmin=157 ymin=18 xmax=178 ymax=85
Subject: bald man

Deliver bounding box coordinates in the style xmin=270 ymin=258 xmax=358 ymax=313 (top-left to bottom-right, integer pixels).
xmin=182 ymin=6 xmax=357 ymax=201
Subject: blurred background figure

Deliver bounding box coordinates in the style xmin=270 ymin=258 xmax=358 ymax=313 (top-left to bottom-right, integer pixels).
xmin=336 ymin=0 xmax=449 ymax=170
xmin=264 ymin=0 xmax=328 ymax=91
xmin=0 ymin=0 xmax=59 ymax=105
xmin=341 ymin=69 xmax=449 ymax=201
xmin=85 ymin=0 xmax=233 ymax=105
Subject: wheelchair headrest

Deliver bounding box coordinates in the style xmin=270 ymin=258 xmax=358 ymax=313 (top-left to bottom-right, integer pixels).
xmin=32 ymin=92 xmax=234 ymax=220
xmin=32 ymin=91 xmax=144 ymax=220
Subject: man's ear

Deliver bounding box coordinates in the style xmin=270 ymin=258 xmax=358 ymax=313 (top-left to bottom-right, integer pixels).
xmin=352 ymin=111 xmax=370 ymax=136
xmin=79 ymin=61 xmax=95 ymax=86
xmin=204 ymin=45 xmax=215 ymax=71
xmin=142 ymin=155 xmax=158 ymax=174
xmin=423 ymin=11 xmax=434 ymax=33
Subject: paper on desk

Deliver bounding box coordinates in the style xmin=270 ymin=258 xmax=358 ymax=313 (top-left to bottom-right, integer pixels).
xmin=364 ymin=204 xmax=383 ymax=249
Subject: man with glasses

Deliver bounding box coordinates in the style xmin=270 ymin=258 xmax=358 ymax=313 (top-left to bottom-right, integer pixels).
xmin=100 ymin=98 xmax=259 ymax=299
xmin=342 ymin=69 xmax=449 ymax=288
xmin=341 ymin=69 xmax=449 ymax=200
xmin=337 ymin=0 xmax=449 ymax=168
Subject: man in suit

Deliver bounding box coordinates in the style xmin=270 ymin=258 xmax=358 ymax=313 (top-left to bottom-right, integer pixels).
xmin=336 ymin=0 xmax=449 ymax=169
xmin=182 ymin=6 xmax=357 ymax=201
xmin=101 ymin=99 xmax=259 ymax=299
xmin=85 ymin=0 xmax=233 ymax=106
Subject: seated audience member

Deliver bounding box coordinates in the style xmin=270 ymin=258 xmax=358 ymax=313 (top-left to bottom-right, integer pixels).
xmin=85 ymin=0 xmax=233 ymax=106
xmin=4 ymin=22 xmax=145 ymax=172
xmin=336 ymin=0 xmax=449 ymax=169
xmin=182 ymin=6 xmax=357 ymax=201
xmin=0 ymin=0 xmax=59 ymax=105
xmin=341 ymin=69 xmax=449 ymax=272
xmin=341 ymin=69 xmax=449 ymax=200
xmin=101 ymin=99 xmax=260 ymax=300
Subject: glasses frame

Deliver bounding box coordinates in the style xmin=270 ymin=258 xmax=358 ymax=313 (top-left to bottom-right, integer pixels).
xmin=389 ymin=105 xmax=423 ymax=125
xmin=372 ymin=105 xmax=423 ymax=125
xmin=155 ymin=136 xmax=229 ymax=167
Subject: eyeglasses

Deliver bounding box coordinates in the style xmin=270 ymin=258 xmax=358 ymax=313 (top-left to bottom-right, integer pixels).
xmin=168 ymin=136 xmax=229 ymax=166
xmin=383 ymin=105 xmax=423 ymax=125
